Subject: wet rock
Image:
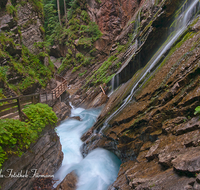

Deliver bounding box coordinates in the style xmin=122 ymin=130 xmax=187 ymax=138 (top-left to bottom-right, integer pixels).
xmin=196 ymin=173 xmax=200 ymax=183
xmin=191 ymin=17 xmax=200 ymax=31
xmin=88 ymin=92 xmax=109 ymax=108
xmin=145 ymin=140 xmax=160 ymax=161
xmin=194 ymin=182 xmax=200 ymax=190
xmin=55 ymin=171 xmax=77 ymax=190
xmin=70 ymin=116 xmax=81 ymax=121
xmin=184 ymin=185 xmax=194 ymax=190
xmin=173 ymin=117 xmax=200 ymax=136
xmin=162 ymin=117 xmax=187 ymax=134
xmin=128 ymin=168 xmax=196 ymax=190
xmin=50 ymin=78 xmax=57 ymax=89
xmin=172 ymin=147 xmax=200 ymax=173
xmin=53 ymin=101 xmax=72 ymax=121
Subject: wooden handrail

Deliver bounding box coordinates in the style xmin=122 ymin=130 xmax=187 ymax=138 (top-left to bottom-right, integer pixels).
xmin=0 ymin=77 xmax=68 ymax=119
xmin=52 ymin=79 xmax=68 ymax=98
xmin=0 ymin=94 xmax=40 ymax=120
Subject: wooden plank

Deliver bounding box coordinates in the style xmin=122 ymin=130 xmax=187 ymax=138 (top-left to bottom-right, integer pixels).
xmin=22 ymin=93 xmax=40 ymax=99
xmin=0 ymin=107 xmax=18 ymax=117
xmin=0 ymin=111 xmax=19 ymax=119
xmin=0 ymin=102 xmax=18 ymax=111
xmin=0 ymin=97 xmax=18 ymax=103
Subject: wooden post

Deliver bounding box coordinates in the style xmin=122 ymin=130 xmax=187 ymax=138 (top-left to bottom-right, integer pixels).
xmin=100 ymin=85 xmax=106 ymax=95
xmin=17 ymin=97 xmax=22 ymax=120
xmin=32 ymin=95 xmax=35 ymax=104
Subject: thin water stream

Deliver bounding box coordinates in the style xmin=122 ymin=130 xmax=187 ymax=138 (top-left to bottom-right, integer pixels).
xmin=100 ymin=0 xmax=200 ymax=133
xmin=54 ymin=106 xmax=121 ymax=189
xmin=54 ymin=1 xmax=200 ymax=189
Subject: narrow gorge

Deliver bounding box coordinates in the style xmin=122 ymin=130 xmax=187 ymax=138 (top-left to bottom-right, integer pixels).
xmin=0 ymin=0 xmax=200 ymax=189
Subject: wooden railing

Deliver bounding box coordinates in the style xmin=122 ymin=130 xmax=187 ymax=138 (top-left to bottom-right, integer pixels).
xmin=0 ymin=75 xmax=68 ymax=119
xmin=52 ymin=80 xmax=68 ymax=98
xmin=0 ymin=94 xmax=40 ymax=120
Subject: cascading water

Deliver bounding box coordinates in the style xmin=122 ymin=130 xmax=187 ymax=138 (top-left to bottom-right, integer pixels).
xmin=110 ymin=8 xmax=142 ymax=93
xmin=100 ymin=0 xmax=200 ymax=133
xmin=54 ymin=106 xmax=121 ymax=189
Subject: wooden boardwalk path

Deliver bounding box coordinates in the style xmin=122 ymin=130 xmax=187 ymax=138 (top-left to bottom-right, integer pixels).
xmin=40 ymin=75 xmax=68 ymax=102
xmin=0 ymin=75 xmax=68 ymax=120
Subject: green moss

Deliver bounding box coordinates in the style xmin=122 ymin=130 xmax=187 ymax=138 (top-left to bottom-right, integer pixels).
xmin=0 ymin=103 xmax=57 ymax=169
xmin=39 ymin=26 xmax=45 ymax=35
xmin=0 ymin=31 xmax=54 ymax=94
xmin=95 ymin=0 xmax=102 ymax=4
xmin=6 ymin=4 xmax=17 ymax=15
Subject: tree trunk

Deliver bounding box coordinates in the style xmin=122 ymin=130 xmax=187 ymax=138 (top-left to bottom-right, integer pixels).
xmin=64 ymin=0 xmax=68 ymax=24
xmin=57 ymin=0 xmax=61 ymax=26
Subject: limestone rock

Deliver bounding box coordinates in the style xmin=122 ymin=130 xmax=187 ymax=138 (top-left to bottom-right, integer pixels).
xmin=162 ymin=117 xmax=187 ymax=134
xmin=17 ymin=3 xmax=43 ymax=54
xmin=0 ymin=14 xmax=16 ymax=31
xmin=196 ymin=173 xmax=200 ymax=183
xmin=70 ymin=116 xmax=81 ymax=121
xmin=53 ymin=101 xmax=72 ymax=121
xmin=173 ymin=117 xmax=200 ymax=136
xmin=89 ymin=92 xmax=109 ymax=108
xmin=172 ymin=147 xmax=200 ymax=173
xmin=0 ymin=125 xmax=63 ymax=190
xmin=55 ymin=171 xmax=78 ymax=190
xmin=145 ymin=140 xmax=160 ymax=161
xmin=191 ymin=17 xmax=200 ymax=31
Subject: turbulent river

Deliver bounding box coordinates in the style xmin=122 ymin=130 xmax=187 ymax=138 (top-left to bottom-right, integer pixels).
xmin=54 ymin=106 xmax=121 ymax=190
xmin=53 ymin=1 xmax=200 ymax=189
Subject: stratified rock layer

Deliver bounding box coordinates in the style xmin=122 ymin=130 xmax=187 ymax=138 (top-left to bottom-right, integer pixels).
xmin=0 ymin=125 xmax=63 ymax=190
xmin=82 ymin=8 xmax=200 ymax=190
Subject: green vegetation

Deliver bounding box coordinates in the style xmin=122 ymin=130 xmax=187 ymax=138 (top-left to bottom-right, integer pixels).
xmin=194 ymin=106 xmax=200 ymax=115
xmin=95 ymin=0 xmax=102 ymax=4
xmin=0 ymin=103 xmax=57 ymax=169
xmin=6 ymin=4 xmax=17 ymax=15
xmin=0 ymin=32 xmax=54 ymax=94
xmin=43 ymin=0 xmax=103 ymax=74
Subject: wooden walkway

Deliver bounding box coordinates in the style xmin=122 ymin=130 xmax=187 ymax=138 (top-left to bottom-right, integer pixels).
xmin=0 ymin=94 xmax=40 ymax=120
xmin=0 ymin=75 xmax=68 ymax=120
xmin=40 ymin=75 xmax=68 ymax=102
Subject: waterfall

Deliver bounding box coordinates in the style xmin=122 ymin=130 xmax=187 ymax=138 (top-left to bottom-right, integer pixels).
xmin=100 ymin=0 xmax=200 ymax=133
xmin=110 ymin=9 xmax=141 ymax=93
xmin=54 ymin=106 xmax=121 ymax=189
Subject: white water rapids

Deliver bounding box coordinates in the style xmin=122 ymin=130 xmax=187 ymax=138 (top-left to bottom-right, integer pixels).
xmin=54 ymin=106 xmax=121 ymax=190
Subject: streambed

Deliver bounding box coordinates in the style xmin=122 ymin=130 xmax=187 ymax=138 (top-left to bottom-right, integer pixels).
xmin=54 ymin=106 xmax=121 ymax=190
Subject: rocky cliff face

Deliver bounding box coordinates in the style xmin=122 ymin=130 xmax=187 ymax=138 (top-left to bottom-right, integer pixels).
xmin=80 ymin=0 xmax=200 ymax=189
xmin=0 ymin=125 xmax=63 ymax=190
xmin=0 ymin=0 xmax=54 ymax=96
